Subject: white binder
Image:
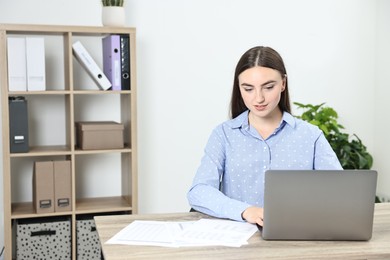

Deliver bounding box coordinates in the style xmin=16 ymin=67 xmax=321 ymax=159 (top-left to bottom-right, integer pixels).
xmin=26 ymin=37 xmax=46 ymax=91
xmin=72 ymin=41 xmax=111 ymax=90
xmin=7 ymin=37 xmax=27 ymax=91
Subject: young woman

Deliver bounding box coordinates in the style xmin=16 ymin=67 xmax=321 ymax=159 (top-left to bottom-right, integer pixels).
xmin=187 ymin=46 xmax=342 ymax=226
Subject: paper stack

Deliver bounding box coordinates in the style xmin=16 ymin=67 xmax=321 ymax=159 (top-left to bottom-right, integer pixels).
xmin=106 ymin=218 xmax=258 ymax=248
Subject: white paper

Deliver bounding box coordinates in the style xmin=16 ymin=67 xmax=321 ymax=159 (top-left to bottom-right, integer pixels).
xmin=176 ymin=219 xmax=258 ymax=247
xmin=106 ymin=218 xmax=258 ymax=248
xmin=106 ymin=220 xmax=191 ymax=247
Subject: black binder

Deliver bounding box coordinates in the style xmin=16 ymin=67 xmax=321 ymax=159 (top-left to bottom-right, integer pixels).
xmin=120 ymin=34 xmax=131 ymax=90
xmin=9 ymin=96 xmax=29 ymax=153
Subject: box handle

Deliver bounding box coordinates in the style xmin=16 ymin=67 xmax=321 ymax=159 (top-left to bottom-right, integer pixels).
xmin=30 ymin=230 xmax=56 ymax=237
xmin=91 ymin=226 xmax=97 ymax=232
xmin=39 ymin=200 xmax=52 ymax=208
xmin=57 ymin=198 xmax=70 ymax=207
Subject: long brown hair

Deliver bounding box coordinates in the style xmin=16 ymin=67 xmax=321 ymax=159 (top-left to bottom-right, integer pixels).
xmin=230 ymin=46 xmax=291 ymax=119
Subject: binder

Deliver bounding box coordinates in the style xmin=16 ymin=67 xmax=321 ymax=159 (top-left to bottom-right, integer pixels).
xmin=9 ymin=96 xmax=29 ymax=153
xmin=26 ymin=37 xmax=46 ymax=91
xmin=54 ymin=160 xmax=72 ymax=212
xmin=120 ymin=34 xmax=131 ymax=90
xmin=7 ymin=37 xmax=27 ymax=91
xmin=72 ymin=41 xmax=111 ymax=90
xmin=103 ymin=35 xmax=121 ymax=90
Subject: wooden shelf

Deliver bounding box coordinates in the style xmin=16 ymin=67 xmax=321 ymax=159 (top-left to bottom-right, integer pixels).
xmin=0 ymin=23 xmax=136 ymax=35
xmin=8 ymin=90 xmax=71 ymax=95
xmin=1 ymin=24 xmax=138 ymax=260
xmin=10 ymin=196 xmax=133 ymax=219
xmin=74 ymin=146 xmax=132 ymax=155
xmin=73 ymin=90 xmax=131 ymax=95
xmin=76 ymin=196 xmax=133 ymax=214
xmin=10 ymin=145 xmax=72 ymax=157
xmin=11 ymin=202 xmax=72 ymax=219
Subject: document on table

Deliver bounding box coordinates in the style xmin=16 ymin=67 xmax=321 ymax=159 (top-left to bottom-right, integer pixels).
xmin=106 ymin=218 xmax=258 ymax=248
xmin=106 ymin=220 xmax=190 ymax=247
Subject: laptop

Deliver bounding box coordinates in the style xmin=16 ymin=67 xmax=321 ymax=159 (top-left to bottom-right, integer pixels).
xmin=261 ymin=170 xmax=377 ymax=241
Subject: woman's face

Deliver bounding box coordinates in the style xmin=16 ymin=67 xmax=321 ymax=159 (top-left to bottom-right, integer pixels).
xmin=238 ymin=66 xmax=285 ymax=120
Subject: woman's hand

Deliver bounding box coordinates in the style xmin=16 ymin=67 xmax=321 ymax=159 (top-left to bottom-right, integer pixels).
xmin=242 ymin=206 xmax=264 ymax=226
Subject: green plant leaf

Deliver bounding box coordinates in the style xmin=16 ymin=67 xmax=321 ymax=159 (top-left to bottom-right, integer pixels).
xmin=102 ymin=0 xmax=124 ymax=6
xmin=293 ymin=102 xmax=373 ymax=171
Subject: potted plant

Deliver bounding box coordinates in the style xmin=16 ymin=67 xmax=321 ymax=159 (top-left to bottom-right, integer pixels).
xmin=294 ymin=102 xmax=380 ymax=202
xmin=102 ymin=0 xmax=124 ymax=6
xmin=101 ymin=0 xmax=126 ymax=27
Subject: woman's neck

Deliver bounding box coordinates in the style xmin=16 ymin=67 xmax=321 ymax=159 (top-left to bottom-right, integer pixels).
xmin=248 ymin=109 xmax=283 ymax=139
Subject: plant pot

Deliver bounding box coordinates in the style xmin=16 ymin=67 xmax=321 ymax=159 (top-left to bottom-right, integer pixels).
xmin=102 ymin=6 xmax=126 ymax=27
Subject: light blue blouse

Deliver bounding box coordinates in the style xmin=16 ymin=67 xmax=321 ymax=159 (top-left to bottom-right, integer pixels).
xmin=187 ymin=110 xmax=342 ymax=221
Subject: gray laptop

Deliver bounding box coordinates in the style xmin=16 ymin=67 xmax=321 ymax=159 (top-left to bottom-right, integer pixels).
xmin=261 ymin=170 xmax=377 ymax=241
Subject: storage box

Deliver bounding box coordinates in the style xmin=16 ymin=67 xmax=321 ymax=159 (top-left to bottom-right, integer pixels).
xmin=33 ymin=160 xmax=72 ymax=213
xmin=33 ymin=161 xmax=54 ymax=214
xmin=54 ymin=160 xmax=72 ymax=212
xmin=16 ymin=217 xmax=71 ymax=259
xmin=76 ymin=121 xmax=124 ymax=150
xmin=76 ymin=218 xmax=102 ymax=260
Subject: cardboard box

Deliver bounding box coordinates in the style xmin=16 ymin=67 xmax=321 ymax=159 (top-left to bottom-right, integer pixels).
xmin=76 ymin=121 xmax=124 ymax=150
xmin=33 ymin=160 xmax=72 ymax=214
xmin=54 ymin=160 xmax=72 ymax=212
xmin=33 ymin=161 xmax=54 ymax=214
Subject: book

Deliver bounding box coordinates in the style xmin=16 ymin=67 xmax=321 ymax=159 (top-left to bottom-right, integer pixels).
xmin=7 ymin=37 xmax=27 ymax=91
xmin=103 ymin=35 xmax=121 ymax=90
xmin=26 ymin=37 xmax=46 ymax=91
xmin=72 ymin=41 xmax=111 ymax=90
xmin=120 ymin=34 xmax=131 ymax=90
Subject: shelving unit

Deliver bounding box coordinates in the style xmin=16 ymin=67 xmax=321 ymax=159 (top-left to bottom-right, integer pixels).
xmin=0 ymin=24 xmax=138 ymax=259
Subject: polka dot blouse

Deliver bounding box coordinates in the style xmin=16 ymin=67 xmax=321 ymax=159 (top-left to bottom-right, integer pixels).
xmin=187 ymin=110 xmax=342 ymax=221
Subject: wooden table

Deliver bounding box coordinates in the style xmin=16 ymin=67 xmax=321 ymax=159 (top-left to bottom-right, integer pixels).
xmin=95 ymin=203 xmax=390 ymax=259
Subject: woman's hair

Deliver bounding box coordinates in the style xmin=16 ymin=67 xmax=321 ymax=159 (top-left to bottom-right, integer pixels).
xmin=229 ymin=46 xmax=291 ymax=119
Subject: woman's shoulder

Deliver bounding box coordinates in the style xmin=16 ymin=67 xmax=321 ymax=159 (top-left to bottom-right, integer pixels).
xmin=210 ymin=111 xmax=249 ymax=135
xmin=209 ymin=111 xmax=247 ymax=129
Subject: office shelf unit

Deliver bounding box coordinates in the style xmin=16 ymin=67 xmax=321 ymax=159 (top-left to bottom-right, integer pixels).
xmin=0 ymin=24 xmax=138 ymax=259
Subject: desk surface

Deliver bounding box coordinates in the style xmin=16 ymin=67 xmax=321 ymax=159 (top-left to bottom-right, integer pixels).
xmin=95 ymin=203 xmax=390 ymax=260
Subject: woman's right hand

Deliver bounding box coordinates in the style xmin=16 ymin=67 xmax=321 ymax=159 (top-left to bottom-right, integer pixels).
xmin=242 ymin=206 xmax=264 ymax=226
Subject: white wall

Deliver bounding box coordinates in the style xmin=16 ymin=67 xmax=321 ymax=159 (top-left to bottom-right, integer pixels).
xmin=0 ymin=0 xmax=389 ymax=250
xmin=374 ymin=0 xmax=390 ymax=200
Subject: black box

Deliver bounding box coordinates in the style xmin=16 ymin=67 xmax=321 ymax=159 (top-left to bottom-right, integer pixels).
xmin=9 ymin=96 xmax=29 ymax=153
xmin=16 ymin=217 xmax=71 ymax=259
